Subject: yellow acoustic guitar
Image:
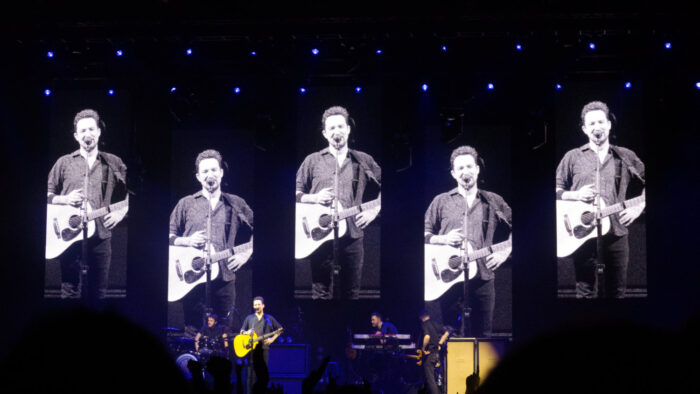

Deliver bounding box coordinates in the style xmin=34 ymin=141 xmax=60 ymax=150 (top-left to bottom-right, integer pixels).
xmin=232 ymin=328 xmax=283 ymax=358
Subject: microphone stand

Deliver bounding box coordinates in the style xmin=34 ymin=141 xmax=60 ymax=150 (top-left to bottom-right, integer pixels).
xmin=203 ymin=189 xmax=214 ymax=324
xmin=80 ymin=159 xmax=90 ymax=304
xmin=459 ymin=190 xmax=472 ymax=338
xmin=330 ymin=158 xmax=341 ymax=300
xmin=593 ymin=145 xmax=605 ymax=297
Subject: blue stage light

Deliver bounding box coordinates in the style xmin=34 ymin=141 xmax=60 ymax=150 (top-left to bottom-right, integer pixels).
xmin=234 ymin=87 xmax=241 ymax=94
xmin=44 ymin=89 xmax=51 ymax=96
xmin=664 ymin=42 xmax=672 ymax=49
xmin=107 ymin=89 xmax=115 ymax=96
xmin=589 ymin=42 xmax=596 ymax=50
xmin=46 ymin=51 xmax=54 ymax=58
xmin=116 ymin=49 xmax=123 ymax=57
xmin=441 ymin=45 xmax=447 ymax=52
xmin=516 ymin=44 xmax=523 ymax=51
xmin=311 ymin=48 xmax=319 ymax=55
xmin=250 ymin=51 xmax=257 ymax=56
xmin=624 ymin=82 xmax=632 ymax=89
xmin=170 ymin=87 xmax=177 ymax=93
xmin=375 ymin=49 xmax=382 ymax=54
xmin=421 ymin=84 xmax=428 ymax=92
xmin=355 ymin=86 xmax=362 ymax=93
xmin=300 ymin=87 xmax=307 ymax=94
xmin=555 ymin=83 xmax=562 ymax=90
xmin=695 ymin=82 xmax=699 ymax=89
xmin=487 ymin=83 xmax=495 ymax=90
xmin=186 ymin=48 xmax=193 ymax=55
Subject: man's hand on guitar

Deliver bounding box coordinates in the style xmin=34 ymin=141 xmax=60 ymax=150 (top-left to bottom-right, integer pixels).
xmin=356 ymin=207 xmax=380 ymax=229
xmin=263 ymin=338 xmax=274 ymax=346
xmin=433 ymin=229 xmax=464 ymax=247
xmin=313 ymin=187 xmax=335 ymax=206
xmin=574 ymin=184 xmax=597 ymax=202
xmin=485 ymin=248 xmax=511 ymax=270
xmin=619 ymin=203 xmax=644 ymax=226
xmin=227 ymin=248 xmax=253 ymax=271
xmin=55 ymin=189 xmax=84 ymax=207
xmin=185 ymin=230 xmax=207 ymax=248
xmin=104 ymin=207 xmax=128 ymax=230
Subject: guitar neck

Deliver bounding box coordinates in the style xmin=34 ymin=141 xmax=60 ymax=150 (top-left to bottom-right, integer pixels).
xmin=253 ymin=329 xmax=282 ymax=343
xmin=87 ymin=199 xmax=128 ymax=221
xmin=600 ymin=195 xmax=645 ymax=218
xmin=212 ymin=241 xmax=253 ymax=263
xmin=338 ymin=198 xmax=381 ymax=220
xmin=466 ymin=239 xmax=512 ymax=262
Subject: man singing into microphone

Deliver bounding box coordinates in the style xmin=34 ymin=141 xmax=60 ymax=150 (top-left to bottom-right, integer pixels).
xmin=424 ymin=146 xmax=511 ymax=336
xmin=169 ymin=149 xmax=253 ymax=327
xmin=556 ymin=101 xmax=645 ymax=298
xmin=47 ymin=109 xmax=128 ymax=300
xmin=295 ymin=106 xmax=381 ymax=300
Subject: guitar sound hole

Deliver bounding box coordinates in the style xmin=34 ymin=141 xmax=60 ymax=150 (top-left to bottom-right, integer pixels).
xmin=191 ymin=257 xmax=205 ymax=271
xmin=68 ymin=215 xmax=82 ymax=229
xmin=318 ymin=214 xmax=332 ymax=229
xmin=447 ymin=256 xmax=462 ymax=270
xmin=580 ymin=211 xmax=594 ymax=226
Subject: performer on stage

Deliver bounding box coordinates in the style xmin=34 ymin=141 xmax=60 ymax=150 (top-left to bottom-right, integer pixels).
xmin=47 ymin=109 xmax=128 ymax=299
xmin=556 ymin=101 xmax=645 ymax=298
xmin=194 ymin=313 xmax=228 ymax=354
xmin=295 ymin=105 xmax=381 ymax=300
xmin=370 ymin=312 xmax=397 ymax=336
xmin=424 ymin=145 xmax=512 ymax=337
xmin=419 ymin=310 xmax=450 ymax=394
xmin=240 ymin=296 xmax=283 ymax=394
xmin=169 ymin=149 xmax=253 ymax=327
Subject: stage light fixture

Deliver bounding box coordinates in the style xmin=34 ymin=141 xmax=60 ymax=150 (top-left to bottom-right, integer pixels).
xmin=487 ymin=83 xmax=495 ymax=90
xmin=44 ymin=89 xmax=51 ymax=96
xmin=170 ymin=87 xmax=177 ymax=93
xmin=421 ymin=84 xmax=429 ymax=92
xmin=107 ymin=89 xmax=115 ymax=96
xmin=375 ymin=49 xmax=382 ymax=54
xmin=589 ymin=42 xmax=596 ymax=50
xmin=311 ymin=48 xmax=319 ymax=55
xmin=441 ymin=45 xmax=447 ymax=52
xmin=300 ymin=87 xmax=307 ymax=94
xmin=665 ymin=42 xmax=672 ymax=49
xmin=555 ymin=83 xmax=563 ymax=90
xmin=516 ymin=44 xmax=523 ymax=51
xmin=695 ymin=82 xmax=699 ymax=89
xmin=234 ymin=87 xmax=241 ymax=94
xmin=186 ymin=48 xmax=193 ymax=55
xmin=355 ymin=86 xmax=362 ymax=93
xmin=624 ymin=82 xmax=632 ymax=89
xmin=116 ymin=49 xmax=123 ymax=57
xmin=250 ymin=51 xmax=257 ymax=56
xmin=46 ymin=51 xmax=54 ymax=58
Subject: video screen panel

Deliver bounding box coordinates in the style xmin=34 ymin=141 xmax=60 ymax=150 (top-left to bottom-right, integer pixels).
xmin=554 ymin=81 xmax=647 ymax=298
xmin=294 ymin=87 xmax=382 ymax=300
xmin=44 ymin=90 xmax=131 ymax=299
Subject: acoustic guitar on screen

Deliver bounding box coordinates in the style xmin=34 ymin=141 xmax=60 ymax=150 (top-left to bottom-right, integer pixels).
xmin=424 ymin=239 xmax=512 ymax=301
xmin=295 ymin=198 xmax=380 ymax=259
xmin=233 ymin=328 xmax=284 ymax=357
xmin=556 ymin=194 xmax=645 ymax=257
xmin=45 ymin=199 xmax=129 ymax=259
xmin=168 ymin=240 xmax=252 ymax=301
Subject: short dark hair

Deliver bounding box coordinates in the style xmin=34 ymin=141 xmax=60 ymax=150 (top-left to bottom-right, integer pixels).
xmin=321 ymin=106 xmax=350 ymax=128
xmin=418 ymin=309 xmax=430 ymax=319
xmin=580 ymin=101 xmax=611 ymax=125
xmin=371 ymin=312 xmax=382 ymax=320
xmin=73 ymin=109 xmax=101 ymax=132
xmin=253 ymin=296 xmax=264 ymax=304
xmin=195 ymin=149 xmax=223 ymax=173
xmin=450 ymin=145 xmax=480 ymax=170
xmin=207 ymin=313 xmax=218 ymax=322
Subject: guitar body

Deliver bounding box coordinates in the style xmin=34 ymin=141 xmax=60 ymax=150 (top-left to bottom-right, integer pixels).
xmin=232 ymin=332 xmax=258 ymax=358
xmin=168 ymin=245 xmax=221 ymax=302
xmin=424 ymin=243 xmax=478 ymax=302
xmin=295 ymin=202 xmax=348 ymax=259
xmin=556 ymin=200 xmax=611 ymax=257
xmin=45 ymin=203 xmax=96 ymax=259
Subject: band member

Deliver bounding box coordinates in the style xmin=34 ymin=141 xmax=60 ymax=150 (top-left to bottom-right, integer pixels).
xmin=295 ymin=106 xmax=382 ymax=299
xmin=556 ymin=101 xmax=645 ymax=298
xmin=370 ymin=312 xmax=397 ymax=336
xmin=424 ymin=145 xmax=512 ymax=336
xmin=194 ymin=313 xmax=228 ymax=354
xmin=240 ymin=296 xmax=283 ymax=394
xmin=47 ymin=109 xmax=128 ymax=299
xmin=169 ymin=149 xmax=254 ymax=327
xmin=419 ymin=310 xmax=450 ymax=394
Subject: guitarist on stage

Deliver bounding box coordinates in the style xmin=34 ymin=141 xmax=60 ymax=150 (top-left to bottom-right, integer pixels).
xmin=424 ymin=146 xmax=512 ymax=337
xmin=555 ymin=101 xmax=645 ymax=298
xmin=169 ymin=149 xmax=253 ymax=327
xmin=47 ymin=109 xmax=128 ymax=300
xmin=295 ymin=106 xmax=381 ymax=300
xmin=239 ymin=296 xmax=283 ymax=394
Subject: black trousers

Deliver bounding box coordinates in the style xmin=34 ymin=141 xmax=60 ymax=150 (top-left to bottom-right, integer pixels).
xmin=169 ymin=276 xmax=236 ymax=329
xmin=309 ymin=236 xmax=364 ymax=300
xmin=247 ymin=346 xmax=269 ymax=394
xmin=572 ymin=234 xmax=629 ymax=298
xmin=59 ymin=237 xmax=111 ymax=300
xmin=425 ymin=278 xmax=495 ymax=337
xmin=423 ymin=351 xmax=441 ymax=394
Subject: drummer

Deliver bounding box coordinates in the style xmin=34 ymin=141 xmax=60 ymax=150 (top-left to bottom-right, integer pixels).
xmin=194 ymin=314 xmax=229 ymax=353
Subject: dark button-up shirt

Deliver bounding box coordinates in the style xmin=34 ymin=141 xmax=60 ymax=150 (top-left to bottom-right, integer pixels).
xmin=425 ymin=188 xmax=512 ymax=281
xmin=421 ymin=319 xmax=444 ymax=352
xmin=240 ymin=313 xmax=283 ymax=349
xmin=47 ymin=150 xmax=127 ymax=239
xmin=556 ymin=144 xmax=645 ymax=236
xmin=296 ymin=148 xmax=381 ymax=238
xmin=169 ymin=191 xmax=254 ymax=281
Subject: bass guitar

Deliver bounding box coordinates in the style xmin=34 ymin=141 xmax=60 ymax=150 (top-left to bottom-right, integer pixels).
xmin=168 ymin=240 xmax=252 ymax=302
xmin=45 ymin=199 xmax=128 ymax=259
xmin=424 ymin=239 xmax=512 ymax=301
xmin=233 ymin=328 xmax=284 ymax=357
xmin=295 ymin=198 xmax=380 ymax=259
xmin=556 ymin=194 xmax=645 ymax=257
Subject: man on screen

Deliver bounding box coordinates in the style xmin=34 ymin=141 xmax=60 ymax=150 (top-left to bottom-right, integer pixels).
xmin=47 ymin=108 xmax=128 ymax=300
xmin=295 ymin=106 xmax=381 ymax=300
xmin=556 ymin=101 xmax=645 ymax=298
xmin=169 ymin=149 xmax=253 ymax=327
xmin=424 ymin=145 xmax=511 ymax=337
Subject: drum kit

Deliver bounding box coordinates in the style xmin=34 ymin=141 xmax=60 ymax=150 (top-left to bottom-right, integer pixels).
xmin=164 ymin=326 xmax=236 ymax=375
